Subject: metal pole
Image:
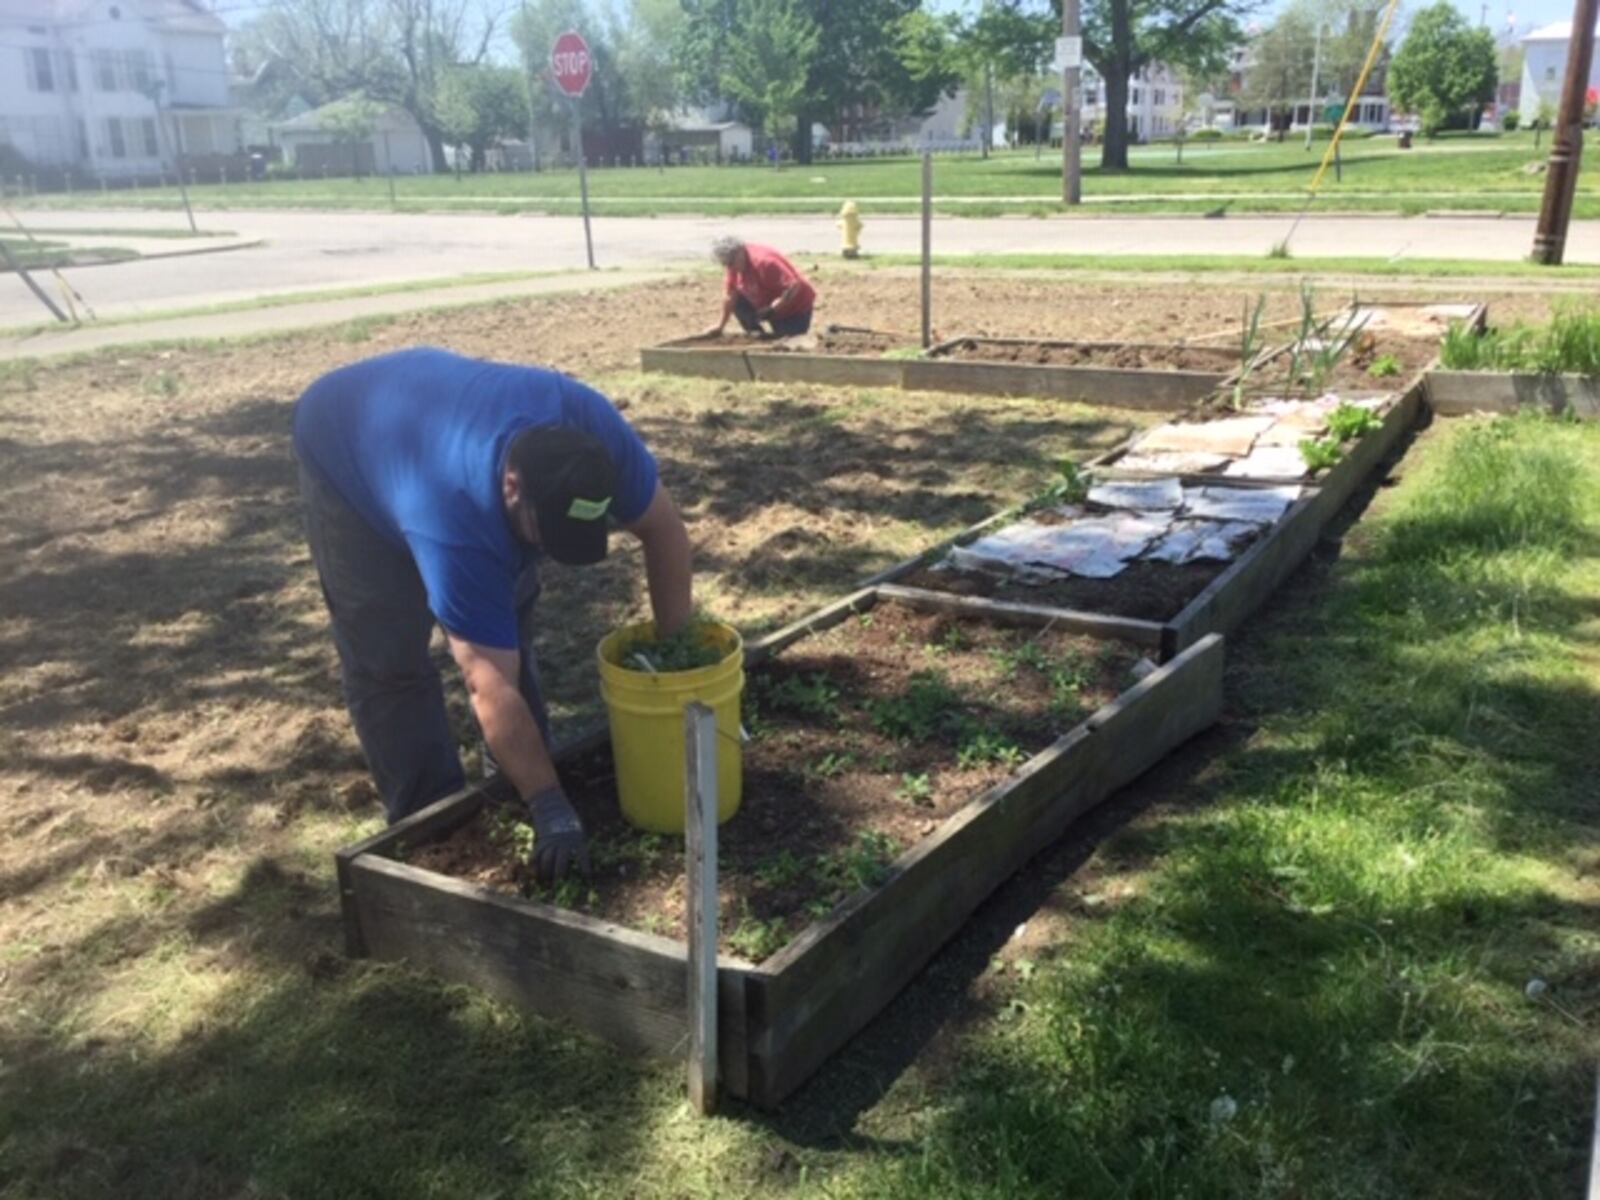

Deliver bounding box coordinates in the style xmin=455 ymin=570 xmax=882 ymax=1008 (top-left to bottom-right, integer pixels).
xmin=684 ymin=702 xmax=719 ymax=1116
xmin=383 ymin=131 xmax=396 ymax=207
xmin=1063 ymin=0 xmax=1082 ymax=204
xmin=1305 ymin=22 xmax=1324 ymax=151
xmin=571 ymin=96 xmax=596 ymax=270
xmin=149 ymin=89 xmax=197 ymax=234
xmin=921 ymin=150 xmax=932 ymax=348
xmin=1532 ymin=0 xmax=1599 ymax=264
xmin=0 ymin=240 xmax=70 ymax=323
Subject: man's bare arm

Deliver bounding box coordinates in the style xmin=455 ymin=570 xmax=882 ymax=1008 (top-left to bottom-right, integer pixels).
xmin=624 ymin=483 xmax=693 ymax=637
xmin=446 ymin=635 xmax=558 ymax=802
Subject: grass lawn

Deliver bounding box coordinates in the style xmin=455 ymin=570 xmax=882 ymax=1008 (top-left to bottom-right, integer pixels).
xmin=1 ymin=278 xmax=1597 ymax=1196
xmin=14 ymin=131 xmax=1599 ymax=217
xmin=0 ymin=235 xmax=137 ymax=270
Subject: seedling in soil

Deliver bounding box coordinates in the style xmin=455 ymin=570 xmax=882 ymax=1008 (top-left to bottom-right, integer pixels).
xmin=488 ymin=808 xmax=535 ymax=866
xmin=728 ymin=910 xmax=789 ymax=961
xmin=991 ymin=640 xmax=1053 ymax=678
xmin=1368 ymin=353 xmax=1402 ymax=379
xmin=767 ymin=672 xmax=841 ymax=721
xmin=896 ymin=772 xmax=934 ymax=805
xmin=1049 ymin=657 xmax=1094 ymax=714
xmin=1037 ymin=459 xmax=1090 ymax=508
xmin=1300 ymin=437 xmax=1343 ymax=472
xmin=867 ymin=670 xmax=962 ymax=741
xmin=819 ymin=831 xmax=900 ymax=894
xmin=637 ymin=912 xmax=668 ymax=936
xmin=625 ymin=616 xmax=730 ymax=673
xmin=1325 ymin=401 xmax=1381 ymax=442
xmin=957 ymin=728 xmax=1027 ymax=769
xmin=755 ymin=850 xmax=808 ymax=890
xmin=808 ymin=751 xmax=855 ymax=780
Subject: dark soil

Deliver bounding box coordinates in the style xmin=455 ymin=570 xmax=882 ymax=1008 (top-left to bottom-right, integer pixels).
xmin=1242 ymin=329 xmax=1438 ymax=397
xmin=409 ymin=603 xmax=1142 ymax=960
xmin=901 ymin=557 xmax=1229 ymax=623
xmin=935 ymin=339 xmax=1239 ymax=373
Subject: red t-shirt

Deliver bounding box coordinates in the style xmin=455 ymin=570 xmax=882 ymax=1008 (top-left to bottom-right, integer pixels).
xmin=725 ymin=244 xmax=816 ymax=316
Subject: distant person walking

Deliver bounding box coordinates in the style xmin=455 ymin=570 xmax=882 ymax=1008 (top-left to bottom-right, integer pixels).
xmin=706 ymin=236 xmax=817 ymax=338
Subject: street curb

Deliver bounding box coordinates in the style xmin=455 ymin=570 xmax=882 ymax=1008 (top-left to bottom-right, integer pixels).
xmin=47 ymin=237 xmax=266 ymax=270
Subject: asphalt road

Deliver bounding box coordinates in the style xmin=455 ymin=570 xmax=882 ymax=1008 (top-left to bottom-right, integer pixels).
xmin=6 ymin=208 xmax=1599 ymax=328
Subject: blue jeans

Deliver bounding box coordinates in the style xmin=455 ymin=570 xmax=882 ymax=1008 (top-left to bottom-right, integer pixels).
xmin=733 ymin=293 xmax=813 ymax=337
xmin=298 ymin=461 xmax=550 ymax=823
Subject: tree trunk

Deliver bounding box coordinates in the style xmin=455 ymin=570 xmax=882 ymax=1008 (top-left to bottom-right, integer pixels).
xmin=1099 ymin=0 xmax=1134 ymax=171
xmin=423 ymin=127 xmax=448 ymax=173
xmin=795 ymin=107 xmax=814 ymax=165
xmin=1101 ymin=65 xmax=1132 ymax=170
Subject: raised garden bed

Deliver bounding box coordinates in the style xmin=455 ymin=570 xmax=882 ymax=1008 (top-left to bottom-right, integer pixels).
xmin=1426 ymin=371 xmax=1600 ymax=419
xmin=335 ymin=590 xmax=1224 ymax=1108
xmin=640 ymin=333 xmax=1222 ymax=411
xmin=904 ymin=338 xmax=1228 ymax=410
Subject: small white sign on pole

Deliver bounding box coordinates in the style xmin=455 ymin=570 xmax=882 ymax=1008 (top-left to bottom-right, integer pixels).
xmin=1054 ymin=35 xmax=1083 ymax=70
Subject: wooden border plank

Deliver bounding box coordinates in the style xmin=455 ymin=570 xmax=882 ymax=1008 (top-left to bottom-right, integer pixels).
xmin=875 ymin=582 xmax=1166 ymax=649
xmin=639 ymin=346 xmax=755 ymax=382
xmin=748 ymin=353 xmax=907 ymax=389
xmin=747 ymin=634 xmax=1225 ymax=1107
xmin=1426 ymin=370 xmax=1600 ymax=419
xmin=685 ymin=703 xmax=720 ymax=1115
xmin=745 ymin=587 xmax=880 ymax=664
xmin=350 ymin=854 xmax=758 ymax=1066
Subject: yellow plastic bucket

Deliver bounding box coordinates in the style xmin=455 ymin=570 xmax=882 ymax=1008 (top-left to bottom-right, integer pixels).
xmin=596 ymin=620 xmax=744 ymax=833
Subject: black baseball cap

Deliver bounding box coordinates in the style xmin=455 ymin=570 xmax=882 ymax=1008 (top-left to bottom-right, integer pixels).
xmin=514 ymin=426 xmax=619 ymax=566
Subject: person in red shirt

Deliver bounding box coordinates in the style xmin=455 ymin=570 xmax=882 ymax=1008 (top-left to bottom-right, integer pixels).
xmin=707 ymin=237 xmax=817 ymax=337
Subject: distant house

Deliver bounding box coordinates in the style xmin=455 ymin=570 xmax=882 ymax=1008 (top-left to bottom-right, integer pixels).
xmin=0 ymin=0 xmax=238 ymax=180
xmin=645 ymin=107 xmax=754 ymax=163
xmin=273 ymin=101 xmax=432 ymax=175
xmin=229 ymin=59 xmax=312 ymax=153
xmin=1521 ymin=21 xmax=1600 ymax=118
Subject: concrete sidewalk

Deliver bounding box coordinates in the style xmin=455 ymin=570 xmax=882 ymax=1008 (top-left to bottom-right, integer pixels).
xmin=0 ymin=268 xmax=673 ymax=360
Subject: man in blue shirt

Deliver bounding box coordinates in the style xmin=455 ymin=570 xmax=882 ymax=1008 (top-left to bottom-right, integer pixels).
xmin=293 ymin=347 xmax=693 ymax=884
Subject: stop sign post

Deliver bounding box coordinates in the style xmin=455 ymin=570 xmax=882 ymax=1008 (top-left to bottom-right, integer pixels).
xmin=551 ymin=29 xmax=596 ymax=269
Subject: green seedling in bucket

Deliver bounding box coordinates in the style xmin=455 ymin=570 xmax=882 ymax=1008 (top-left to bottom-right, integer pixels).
xmin=625 ymin=615 xmax=730 ymax=673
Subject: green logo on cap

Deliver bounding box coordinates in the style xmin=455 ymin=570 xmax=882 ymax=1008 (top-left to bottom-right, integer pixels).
xmin=567 ymin=496 xmax=612 ymax=522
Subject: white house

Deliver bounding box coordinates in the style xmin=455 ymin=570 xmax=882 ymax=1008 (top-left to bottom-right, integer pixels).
xmin=1081 ymin=63 xmax=1186 ymax=141
xmin=644 ymin=108 xmax=755 ymax=163
xmin=0 ymin=0 xmax=237 ymax=180
xmin=273 ymin=101 xmax=433 ymax=175
xmin=1521 ymin=21 xmax=1600 ymax=118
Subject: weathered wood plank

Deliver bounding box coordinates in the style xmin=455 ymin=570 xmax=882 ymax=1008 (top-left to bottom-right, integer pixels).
xmin=685 ymin=703 xmax=720 ymax=1115
xmin=875 ymin=582 xmax=1166 ymax=649
xmin=747 ymin=634 xmax=1225 ymax=1108
xmin=1426 ymin=370 xmax=1600 ymax=419
xmin=747 ymin=353 xmax=907 ymax=389
xmin=745 ymin=587 xmax=880 ymax=665
xmin=639 ymin=347 xmax=754 ymax=382
xmin=901 ymin=359 xmax=1220 ymax=411
xmin=351 ymin=854 xmax=757 ymax=1074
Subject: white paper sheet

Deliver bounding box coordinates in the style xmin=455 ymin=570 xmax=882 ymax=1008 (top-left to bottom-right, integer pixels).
xmin=1182 ymin=484 xmax=1302 ymax=524
xmin=1087 ymin=476 xmax=1184 ymax=511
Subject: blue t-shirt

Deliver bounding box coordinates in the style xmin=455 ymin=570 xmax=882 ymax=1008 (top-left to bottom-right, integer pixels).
xmin=292 ymin=347 xmax=658 ymax=649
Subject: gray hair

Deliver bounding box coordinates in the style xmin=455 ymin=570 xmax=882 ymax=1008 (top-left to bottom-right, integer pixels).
xmin=710 ymin=236 xmax=745 ymax=266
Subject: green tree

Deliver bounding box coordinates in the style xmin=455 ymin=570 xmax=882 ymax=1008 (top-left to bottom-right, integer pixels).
xmin=1241 ymin=8 xmax=1315 ymax=134
xmin=717 ymin=0 xmax=819 ymax=147
xmin=1388 ymin=2 xmax=1497 ymax=134
xmin=436 ymin=65 xmax=530 ymax=172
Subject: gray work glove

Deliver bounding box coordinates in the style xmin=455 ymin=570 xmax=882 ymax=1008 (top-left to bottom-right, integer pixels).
xmin=525 ymin=784 xmax=590 ymax=887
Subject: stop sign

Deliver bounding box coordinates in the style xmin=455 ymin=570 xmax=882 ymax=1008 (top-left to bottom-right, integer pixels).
xmin=551 ymin=30 xmax=593 ymax=99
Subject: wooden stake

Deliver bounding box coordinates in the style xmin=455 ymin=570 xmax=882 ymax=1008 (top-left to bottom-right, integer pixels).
xmin=0 ymin=240 xmax=69 ymax=323
xmin=685 ymin=701 xmax=719 ymax=1115
xmin=920 ymin=150 xmax=932 ymax=349
xmin=1532 ymin=0 xmax=1598 ymax=264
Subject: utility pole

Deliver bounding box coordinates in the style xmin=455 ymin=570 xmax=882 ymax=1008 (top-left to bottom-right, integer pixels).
xmin=1062 ymin=0 xmax=1082 ymax=204
xmin=519 ymin=0 xmax=540 ymax=172
xmin=1305 ymin=22 xmax=1324 ymax=150
xmin=1532 ymin=0 xmax=1598 ymax=264
xmin=140 ymin=80 xmax=196 ymax=233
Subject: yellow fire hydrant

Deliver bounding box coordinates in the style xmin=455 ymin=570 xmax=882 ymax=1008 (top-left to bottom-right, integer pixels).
xmin=837 ymin=200 xmax=862 ymax=258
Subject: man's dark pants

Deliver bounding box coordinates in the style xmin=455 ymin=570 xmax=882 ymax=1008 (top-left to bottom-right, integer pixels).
xmin=298 ymin=461 xmax=550 ymax=823
xmin=732 ymin=293 xmax=813 ymax=337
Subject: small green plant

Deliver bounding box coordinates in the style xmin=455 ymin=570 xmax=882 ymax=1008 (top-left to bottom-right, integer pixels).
xmin=487 ymin=807 xmax=536 ymax=866
xmin=819 ymin=831 xmax=899 ymax=894
xmin=1267 ymin=239 xmax=1293 ymax=260
xmin=992 ymin=640 xmax=1052 ymax=678
xmin=957 ymin=728 xmax=1026 ymax=769
xmin=1037 ymin=459 xmax=1090 ymax=507
xmin=808 ymin=751 xmax=855 ymax=780
xmin=1239 ymin=292 xmax=1268 ymax=370
xmin=1326 ymin=402 xmax=1381 ymax=442
xmin=896 ymin=772 xmax=934 ymax=805
xmin=624 ymin=616 xmax=728 ymax=673
xmin=1440 ymin=305 xmax=1600 ymax=376
xmin=866 ymin=670 xmax=962 ymax=741
xmin=754 ymin=850 xmax=808 ymax=889
xmin=638 ymin=912 xmax=668 ymax=935
xmin=1300 ymin=436 xmax=1344 ymax=472
xmin=727 ymin=911 xmax=789 ymax=961
xmin=880 ymin=346 xmax=925 ymax=361
xmin=142 ymin=370 xmax=180 ymax=398
xmin=1048 ymin=656 xmax=1093 ymax=713
xmin=767 ymin=672 xmax=840 ymax=721
xmin=1368 ymin=353 xmax=1402 ymax=379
